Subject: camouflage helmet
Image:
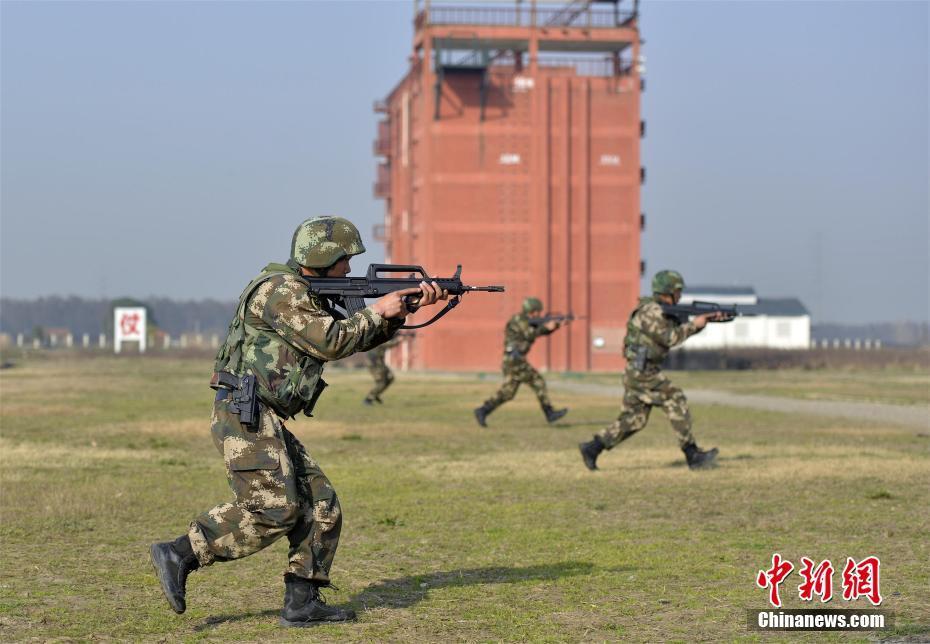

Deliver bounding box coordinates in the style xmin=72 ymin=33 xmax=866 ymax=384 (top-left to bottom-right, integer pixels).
xmin=522 ymin=297 xmax=544 ymax=313
xmin=290 ymin=216 xmax=366 ymax=268
xmin=652 ymin=270 xmax=685 ymax=295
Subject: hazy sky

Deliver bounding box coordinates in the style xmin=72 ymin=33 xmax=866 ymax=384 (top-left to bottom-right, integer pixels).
xmin=1 ymin=0 xmax=927 ymax=324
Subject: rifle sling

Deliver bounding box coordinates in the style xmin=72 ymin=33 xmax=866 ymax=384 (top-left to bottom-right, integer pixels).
xmin=400 ymin=296 xmax=460 ymax=330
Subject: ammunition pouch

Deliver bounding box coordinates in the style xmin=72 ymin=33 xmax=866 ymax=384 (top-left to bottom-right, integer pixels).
xmin=627 ymin=345 xmax=663 ymax=374
xmin=632 ymin=345 xmax=648 ymax=371
xmin=301 ymin=377 xmax=328 ymax=418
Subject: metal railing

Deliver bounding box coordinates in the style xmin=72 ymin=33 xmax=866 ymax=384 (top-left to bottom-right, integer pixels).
xmin=373 ymin=163 xmax=391 ymax=198
xmin=374 ymin=121 xmax=392 ymax=156
xmin=373 ymin=180 xmax=391 ymax=198
xmin=420 ymin=5 xmax=634 ymax=29
xmin=373 ymin=138 xmax=391 ymax=156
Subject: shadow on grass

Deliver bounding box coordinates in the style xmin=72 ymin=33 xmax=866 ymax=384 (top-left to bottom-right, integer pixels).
xmin=193 ymin=609 xmax=279 ymax=631
xmin=192 ymin=561 xmax=599 ymax=629
xmin=548 ymin=419 xmax=614 ymax=429
xmin=352 ymin=561 xmax=597 ymax=610
xmin=597 ymin=452 xmax=753 ymax=471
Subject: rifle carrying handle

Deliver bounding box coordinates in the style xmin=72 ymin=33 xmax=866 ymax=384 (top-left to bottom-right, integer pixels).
xmin=366 ymin=264 xmax=429 ymax=280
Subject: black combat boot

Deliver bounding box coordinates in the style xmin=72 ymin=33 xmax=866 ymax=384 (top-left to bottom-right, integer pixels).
xmin=363 ymin=397 xmax=374 ymax=406
xmin=683 ymin=442 xmax=719 ymax=470
xmin=579 ymin=435 xmax=605 ymax=471
xmin=474 ymin=403 xmax=493 ymax=428
xmin=542 ymin=404 xmax=569 ymax=424
xmin=150 ymin=534 xmax=200 ymax=614
xmin=279 ymin=574 xmax=356 ymax=627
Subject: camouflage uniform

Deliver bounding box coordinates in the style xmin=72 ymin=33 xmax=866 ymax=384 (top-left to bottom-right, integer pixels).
xmin=482 ymin=312 xmax=555 ymax=411
xmin=597 ymin=296 xmax=702 ymax=449
xmin=365 ymin=336 xmax=401 ymax=403
xmin=187 ymin=262 xmax=402 ymax=583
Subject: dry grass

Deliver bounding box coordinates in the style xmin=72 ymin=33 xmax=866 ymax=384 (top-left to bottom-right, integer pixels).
xmin=565 ymin=367 xmax=930 ymax=406
xmin=0 ymin=356 xmax=928 ymax=642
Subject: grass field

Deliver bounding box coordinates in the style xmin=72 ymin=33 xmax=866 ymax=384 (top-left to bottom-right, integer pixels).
xmin=1 ymin=355 xmax=928 ymax=641
xmin=556 ymin=368 xmax=930 ymax=406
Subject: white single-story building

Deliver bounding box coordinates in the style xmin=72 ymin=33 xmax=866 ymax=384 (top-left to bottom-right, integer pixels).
xmin=676 ymin=286 xmax=811 ymax=350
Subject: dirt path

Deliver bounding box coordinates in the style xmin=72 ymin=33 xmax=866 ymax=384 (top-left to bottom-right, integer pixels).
xmin=549 ymin=381 xmax=930 ymax=430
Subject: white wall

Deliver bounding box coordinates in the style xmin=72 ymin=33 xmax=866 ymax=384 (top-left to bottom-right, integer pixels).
xmin=681 ymin=315 xmax=810 ymax=350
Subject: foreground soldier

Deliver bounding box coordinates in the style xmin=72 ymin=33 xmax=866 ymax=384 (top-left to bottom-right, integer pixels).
xmin=363 ymin=336 xmax=401 ymax=405
xmin=149 ymin=217 xmax=446 ymax=627
xmin=579 ymin=270 xmax=722 ymax=471
xmin=474 ymin=297 xmax=568 ymax=427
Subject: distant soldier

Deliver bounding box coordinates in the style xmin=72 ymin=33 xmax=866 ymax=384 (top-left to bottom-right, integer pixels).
xmin=363 ymin=335 xmax=402 ymax=405
xmin=474 ymin=297 xmax=568 ymax=427
xmin=578 ymin=270 xmax=722 ymax=471
xmin=149 ymin=216 xmax=447 ymax=627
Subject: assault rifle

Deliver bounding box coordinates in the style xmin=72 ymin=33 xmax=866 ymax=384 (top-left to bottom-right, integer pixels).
xmin=660 ymin=301 xmax=742 ymax=323
xmin=302 ymin=264 xmax=505 ymax=329
xmin=528 ymin=313 xmax=575 ymax=327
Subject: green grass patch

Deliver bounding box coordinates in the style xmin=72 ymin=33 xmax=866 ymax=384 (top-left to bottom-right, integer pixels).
xmin=1 ymin=356 xmax=928 ymax=641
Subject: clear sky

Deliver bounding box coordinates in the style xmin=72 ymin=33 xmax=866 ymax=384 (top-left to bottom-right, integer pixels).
xmin=1 ymin=0 xmax=927 ymax=324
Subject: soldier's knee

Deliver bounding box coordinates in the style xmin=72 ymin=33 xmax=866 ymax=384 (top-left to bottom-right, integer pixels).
xmin=498 ymin=383 xmax=518 ymax=401
xmin=667 ymin=394 xmax=689 ymax=414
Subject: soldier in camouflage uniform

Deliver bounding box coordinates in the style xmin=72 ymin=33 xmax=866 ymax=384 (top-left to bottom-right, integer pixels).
xmin=579 ymin=270 xmax=722 ymax=471
xmin=363 ymin=335 xmax=401 ymax=405
xmin=149 ymin=216 xmax=447 ymax=627
xmin=474 ymin=297 xmax=569 ymax=427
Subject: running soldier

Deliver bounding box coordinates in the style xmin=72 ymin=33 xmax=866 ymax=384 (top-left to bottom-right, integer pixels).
xmin=474 ymin=297 xmax=568 ymax=427
xmin=363 ymin=335 xmax=402 ymax=405
xmin=578 ymin=270 xmax=721 ymax=471
xmin=149 ymin=216 xmax=447 ymax=627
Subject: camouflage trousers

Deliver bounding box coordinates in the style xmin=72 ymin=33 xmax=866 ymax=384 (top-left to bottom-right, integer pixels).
xmin=484 ymin=357 xmax=552 ymax=411
xmin=187 ymin=398 xmax=341 ymax=583
xmin=597 ymin=368 xmax=695 ymax=449
xmin=367 ymin=364 xmax=394 ymax=400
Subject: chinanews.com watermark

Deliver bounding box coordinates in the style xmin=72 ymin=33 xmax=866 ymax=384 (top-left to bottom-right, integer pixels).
xmin=749 ymin=553 xmax=893 ymax=632
xmin=748 ymin=609 xmax=893 ymax=632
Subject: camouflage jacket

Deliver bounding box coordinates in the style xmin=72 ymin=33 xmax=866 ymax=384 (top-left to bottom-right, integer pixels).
xmin=502 ymin=312 xmax=554 ymax=360
xmin=366 ymin=336 xmax=401 ymax=367
xmin=624 ymin=296 xmax=701 ymax=371
xmin=214 ymin=261 xmax=402 ymax=418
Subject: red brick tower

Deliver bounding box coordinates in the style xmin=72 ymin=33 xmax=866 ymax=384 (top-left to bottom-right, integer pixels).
xmin=375 ymin=0 xmax=643 ymax=371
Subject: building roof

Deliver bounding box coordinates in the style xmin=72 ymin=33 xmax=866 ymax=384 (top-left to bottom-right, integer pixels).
xmin=745 ymin=298 xmax=810 ymax=317
xmin=680 ymin=285 xmax=757 ymax=306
